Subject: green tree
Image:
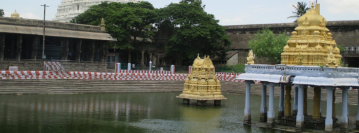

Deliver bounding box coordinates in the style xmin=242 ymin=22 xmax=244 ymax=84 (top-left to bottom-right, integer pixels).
xmin=288 ymin=2 xmax=310 ymax=20
xmin=71 ymin=2 xmax=157 ymax=54
xmin=0 ymin=9 xmax=4 ymax=17
xmin=248 ymin=28 xmax=289 ymax=64
xmin=156 ymin=0 xmax=231 ymax=65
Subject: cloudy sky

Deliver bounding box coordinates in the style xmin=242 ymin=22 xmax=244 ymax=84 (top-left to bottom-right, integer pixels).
xmin=1 ymin=0 xmax=359 ymax=25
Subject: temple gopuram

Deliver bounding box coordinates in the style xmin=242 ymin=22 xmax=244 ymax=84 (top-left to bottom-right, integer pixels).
xmin=237 ymin=3 xmax=359 ymax=132
xmin=177 ymin=55 xmax=226 ymax=106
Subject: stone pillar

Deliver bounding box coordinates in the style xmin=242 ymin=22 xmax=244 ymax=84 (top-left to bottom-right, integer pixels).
xmin=304 ymin=87 xmax=308 ymax=115
xmin=244 ymin=81 xmax=253 ymax=124
xmin=260 ymin=83 xmax=267 ymax=122
xmin=89 ymin=41 xmax=95 ymax=62
xmin=278 ymin=84 xmax=285 ymax=119
xmin=333 ymin=89 xmax=336 ymax=119
xmin=313 ymin=87 xmax=321 ymax=120
xmin=0 ymin=34 xmax=5 ymax=61
xmin=357 ymin=89 xmax=359 ymax=129
xmin=9 ymin=39 xmax=15 ymax=58
xmin=284 ymin=85 xmax=292 ymax=117
xmin=296 ymin=85 xmax=305 ymax=132
xmin=293 ymin=86 xmax=298 ymax=116
xmin=141 ymin=50 xmax=145 ymax=67
xmin=149 ymin=51 xmax=152 ymax=62
xmin=325 ymin=87 xmax=334 ymax=132
xmin=320 ymin=88 xmax=322 ymax=116
xmin=101 ymin=43 xmax=108 ymax=63
xmin=153 ymin=53 xmax=157 ymax=66
xmin=16 ymin=35 xmax=22 ymax=61
xmin=60 ymin=38 xmax=69 ymax=60
xmin=75 ymin=39 xmax=82 ymax=63
xmin=128 ymin=50 xmax=132 ymax=63
xmin=31 ymin=36 xmax=39 ymax=60
xmin=267 ymin=83 xmax=276 ymax=128
xmin=341 ymin=88 xmax=349 ymax=132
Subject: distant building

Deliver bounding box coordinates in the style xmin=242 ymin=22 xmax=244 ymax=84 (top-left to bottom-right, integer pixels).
xmin=53 ymin=0 xmax=143 ymax=22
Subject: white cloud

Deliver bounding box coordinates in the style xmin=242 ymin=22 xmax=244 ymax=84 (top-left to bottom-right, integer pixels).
xmin=220 ymin=17 xmax=243 ymax=25
xmin=324 ymin=0 xmax=359 ymax=14
xmin=3 ymin=11 xmax=11 ymax=17
xmin=21 ymin=13 xmax=41 ymax=20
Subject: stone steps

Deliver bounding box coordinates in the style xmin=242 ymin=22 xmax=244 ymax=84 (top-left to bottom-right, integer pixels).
xmin=0 ymin=79 xmax=184 ymax=94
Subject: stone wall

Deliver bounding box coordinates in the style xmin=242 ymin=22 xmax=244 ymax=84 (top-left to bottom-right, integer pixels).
xmin=0 ymin=17 xmax=103 ymax=32
xmin=0 ymin=61 xmax=107 ymax=72
xmin=224 ymin=20 xmax=359 ymax=65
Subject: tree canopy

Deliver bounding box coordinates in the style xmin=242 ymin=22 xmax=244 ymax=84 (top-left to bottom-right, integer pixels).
xmin=248 ymin=28 xmax=289 ymax=64
xmin=156 ymin=0 xmax=231 ymax=64
xmin=71 ymin=2 xmax=157 ymax=50
xmin=288 ymin=2 xmax=310 ymax=21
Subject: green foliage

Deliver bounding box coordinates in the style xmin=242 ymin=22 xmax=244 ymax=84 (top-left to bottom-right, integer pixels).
xmin=71 ymin=2 xmax=157 ymax=50
xmin=288 ymin=2 xmax=310 ymax=20
xmin=0 ymin=9 xmax=4 ymax=17
xmin=156 ymin=0 xmax=231 ymax=65
xmin=337 ymin=45 xmax=344 ymax=53
xmin=216 ymin=64 xmax=245 ymax=73
xmin=248 ymin=28 xmax=289 ymax=64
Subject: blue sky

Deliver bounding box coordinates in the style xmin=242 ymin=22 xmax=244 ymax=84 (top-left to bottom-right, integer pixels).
xmin=1 ymin=0 xmax=359 ymax=25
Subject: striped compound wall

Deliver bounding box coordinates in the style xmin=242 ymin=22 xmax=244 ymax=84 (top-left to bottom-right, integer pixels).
xmin=0 ymin=70 xmax=250 ymax=83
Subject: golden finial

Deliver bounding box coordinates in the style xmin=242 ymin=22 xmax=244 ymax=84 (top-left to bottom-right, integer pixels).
xmin=311 ymin=2 xmax=315 ymax=9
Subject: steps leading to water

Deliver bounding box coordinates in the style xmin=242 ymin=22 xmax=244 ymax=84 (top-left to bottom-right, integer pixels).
xmin=0 ymin=80 xmax=184 ymax=94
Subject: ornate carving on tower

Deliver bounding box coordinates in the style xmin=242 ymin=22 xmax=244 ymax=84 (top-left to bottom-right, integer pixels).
xmin=53 ymin=0 xmax=144 ymax=22
xmin=281 ymin=3 xmax=342 ymax=67
xmin=177 ymin=55 xmax=226 ymax=101
xmin=247 ymin=50 xmax=254 ymax=65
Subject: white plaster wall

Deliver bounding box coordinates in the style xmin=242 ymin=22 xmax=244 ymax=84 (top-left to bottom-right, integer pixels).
xmin=226 ymin=53 xmax=238 ymax=66
xmin=53 ymin=0 xmax=144 ymax=22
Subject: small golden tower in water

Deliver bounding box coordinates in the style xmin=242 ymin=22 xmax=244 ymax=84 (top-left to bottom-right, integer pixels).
xmin=281 ymin=3 xmax=342 ymax=67
xmin=177 ymin=54 xmax=226 ymax=106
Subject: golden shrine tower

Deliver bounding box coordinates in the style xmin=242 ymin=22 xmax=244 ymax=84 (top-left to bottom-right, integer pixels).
xmin=281 ymin=3 xmax=341 ymax=67
xmin=177 ymin=55 xmax=226 ymax=106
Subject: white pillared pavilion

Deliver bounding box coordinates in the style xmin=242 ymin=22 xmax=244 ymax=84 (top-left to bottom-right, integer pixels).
xmin=53 ymin=0 xmax=143 ymax=22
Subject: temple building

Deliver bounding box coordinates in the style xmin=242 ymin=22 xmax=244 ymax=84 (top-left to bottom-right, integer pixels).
xmin=237 ymin=3 xmax=359 ymax=132
xmin=0 ymin=11 xmax=115 ymax=71
xmin=53 ymin=0 xmax=143 ymax=22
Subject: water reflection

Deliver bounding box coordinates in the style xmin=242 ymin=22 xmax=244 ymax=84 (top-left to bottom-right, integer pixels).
xmin=0 ymin=93 xmax=298 ymax=133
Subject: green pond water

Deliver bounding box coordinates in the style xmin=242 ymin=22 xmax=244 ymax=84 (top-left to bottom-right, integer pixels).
xmin=0 ymin=92 xmax=356 ymax=133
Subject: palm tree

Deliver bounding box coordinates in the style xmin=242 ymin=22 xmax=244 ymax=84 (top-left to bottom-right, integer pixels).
xmin=288 ymin=2 xmax=310 ymax=20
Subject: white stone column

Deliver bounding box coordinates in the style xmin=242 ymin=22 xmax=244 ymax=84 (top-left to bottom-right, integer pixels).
xmin=325 ymin=87 xmax=335 ymax=132
xmin=278 ymin=84 xmax=285 ymax=119
xmin=260 ymin=83 xmax=267 ymax=122
xmin=296 ymin=85 xmax=305 ymax=132
xmin=267 ymin=83 xmax=276 ymax=128
xmin=293 ymin=86 xmax=298 ymax=116
xmin=341 ymin=87 xmax=349 ymax=132
xmin=244 ymin=80 xmax=253 ymax=124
